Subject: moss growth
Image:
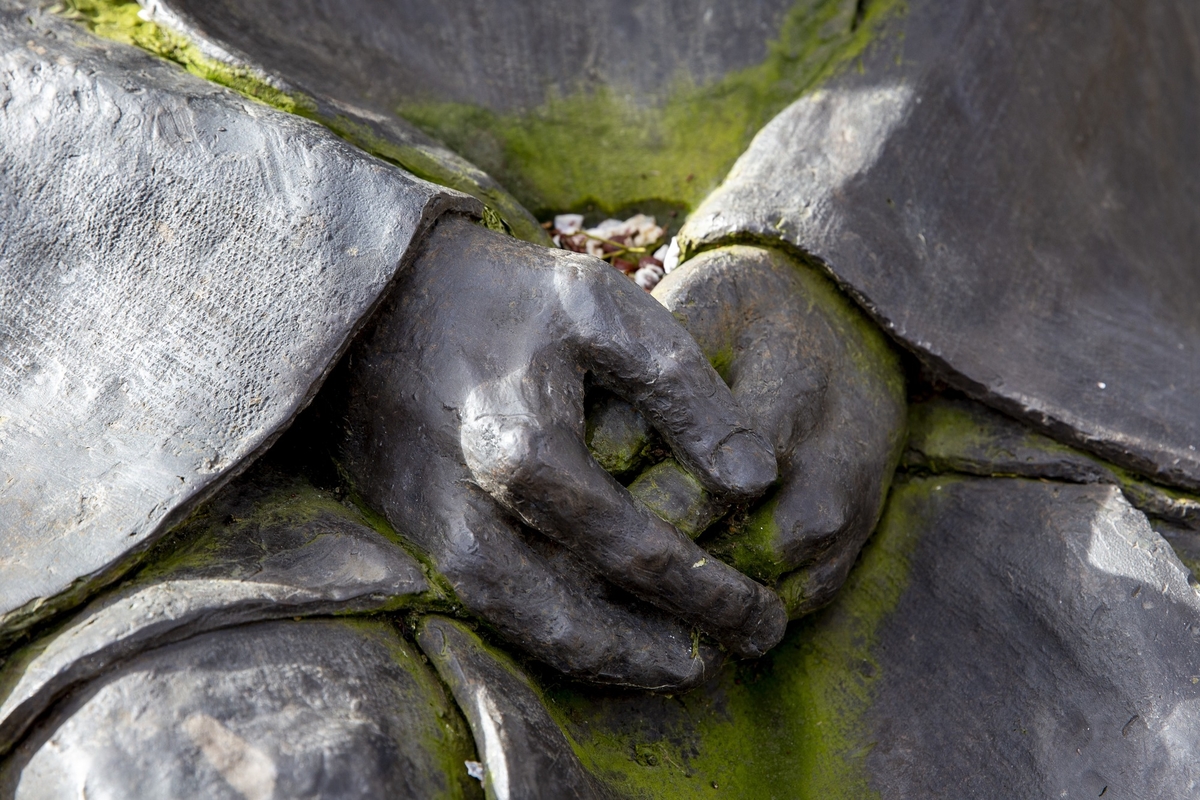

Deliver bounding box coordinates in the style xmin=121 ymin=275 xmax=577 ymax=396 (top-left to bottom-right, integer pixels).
xmin=0 ymin=622 xmax=57 ymax=717
xmin=136 ymin=479 xmax=336 ymax=581
xmin=707 ymin=345 xmax=737 ymax=385
xmin=343 ymin=488 xmax=464 ymax=609
xmin=705 ymin=497 xmax=790 ymax=584
xmin=626 ymin=459 xmax=726 ymax=539
xmin=316 ymin=114 xmax=546 ymax=244
xmin=396 ymin=0 xmax=903 ymax=218
xmin=344 ymin=618 xmax=485 ymax=800
xmin=906 ymin=397 xmax=1200 ymax=529
xmin=0 ymin=563 xmax=142 ymax=655
xmin=905 ymin=399 xmax=1088 ymax=476
xmin=133 ymin=468 xmax=458 ymax=615
xmin=1176 ymin=554 xmax=1200 ymax=579
xmin=142 ymin=473 xmax=356 ymax=571
xmin=585 ymin=393 xmax=655 ymax=478
xmin=56 ymin=0 xmax=549 ymax=244
xmin=56 ymin=0 xmax=902 ymax=232
xmin=1109 ymin=465 xmax=1200 ymax=525
xmin=539 ymin=477 xmax=929 ymax=799
xmin=57 ymin=0 xmax=311 ymax=112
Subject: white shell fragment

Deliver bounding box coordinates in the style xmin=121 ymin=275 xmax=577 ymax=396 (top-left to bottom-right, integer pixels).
xmin=661 ymin=237 xmax=681 ymax=274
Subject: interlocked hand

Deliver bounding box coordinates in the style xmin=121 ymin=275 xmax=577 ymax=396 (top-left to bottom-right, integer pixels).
xmin=339 ymin=216 xmax=787 ymax=690
xmin=651 ymin=245 xmax=907 ymax=617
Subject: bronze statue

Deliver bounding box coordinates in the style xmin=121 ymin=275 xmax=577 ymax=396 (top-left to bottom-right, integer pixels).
xmin=3 ymin=0 xmax=1199 ymax=796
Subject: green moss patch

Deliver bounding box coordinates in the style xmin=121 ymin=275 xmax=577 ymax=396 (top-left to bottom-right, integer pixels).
xmin=55 ymin=0 xmax=549 ymax=244
xmin=905 ymin=396 xmax=1200 ymax=526
xmin=904 ymin=398 xmax=1089 ymax=476
xmin=397 ymin=0 xmax=903 ymax=218
xmin=538 ymin=477 xmax=925 ymax=799
xmin=57 ymin=0 xmax=310 ymax=111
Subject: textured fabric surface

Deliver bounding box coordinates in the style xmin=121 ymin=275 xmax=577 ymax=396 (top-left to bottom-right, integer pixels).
xmin=681 ymin=0 xmax=1200 ymax=491
xmin=0 ymin=3 xmax=474 ymax=636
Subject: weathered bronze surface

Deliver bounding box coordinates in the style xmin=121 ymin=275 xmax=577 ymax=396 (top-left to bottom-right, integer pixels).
xmin=3 ymin=0 xmax=1200 ymax=796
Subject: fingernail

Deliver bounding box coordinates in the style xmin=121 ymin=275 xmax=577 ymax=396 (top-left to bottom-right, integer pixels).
xmin=711 ymin=430 xmax=778 ymax=498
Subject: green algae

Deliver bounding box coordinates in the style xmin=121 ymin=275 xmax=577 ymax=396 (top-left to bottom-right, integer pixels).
xmin=342 ymin=488 xmax=465 ymax=611
xmin=538 ymin=477 xmax=929 ymax=799
xmin=1175 ymin=553 xmax=1200 ymax=583
xmin=396 ymin=0 xmax=904 ymax=218
xmin=135 ymin=475 xmax=340 ymax=581
xmin=906 ymin=396 xmax=1200 ymax=529
xmin=584 ymin=390 xmax=657 ymax=478
xmin=314 ymin=113 xmax=547 ymax=244
xmin=0 ymin=565 xmax=138 ymax=656
xmin=130 ymin=468 xmax=460 ymax=617
xmin=56 ymin=0 xmax=549 ymax=245
xmin=626 ymin=459 xmax=727 ymax=540
xmin=904 ymin=398 xmax=1092 ymax=477
xmin=341 ymin=618 xmax=485 ymax=800
xmin=1109 ymin=465 xmax=1200 ymax=528
xmin=706 ymin=498 xmax=790 ymax=584
xmin=414 ymin=616 xmax=599 ymax=799
xmin=55 ymin=0 xmax=902 ymax=231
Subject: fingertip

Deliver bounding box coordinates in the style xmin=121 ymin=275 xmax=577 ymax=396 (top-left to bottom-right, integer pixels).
xmin=742 ymin=592 xmax=789 ymax=657
xmin=709 ymin=430 xmax=778 ymax=499
xmin=724 ymin=587 xmax=792 ymax=657
xmin=667 ymin=640 xmax=725 ymax=693
xmin=711 ymin=575 xmax=788 ymax=659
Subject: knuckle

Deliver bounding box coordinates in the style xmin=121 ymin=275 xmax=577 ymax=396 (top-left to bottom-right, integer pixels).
xmin=624 ymin=541 xmax=675 ymax=577
xmin=462 ymin=416 xmax=553 ymax=494
xmin=655 ymin=355 xmax=693 ymax=388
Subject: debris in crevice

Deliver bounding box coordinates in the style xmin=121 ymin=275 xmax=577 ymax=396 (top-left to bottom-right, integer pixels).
xmin=546 ymin=213 xmax=679 ymax=291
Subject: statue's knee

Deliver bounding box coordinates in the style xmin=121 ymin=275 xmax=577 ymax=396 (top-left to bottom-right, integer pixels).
xmin=6 ymin=620 xmax=475 ymax=800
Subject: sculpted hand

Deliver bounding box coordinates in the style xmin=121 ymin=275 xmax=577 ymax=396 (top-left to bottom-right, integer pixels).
xmin=596 ymin=245 xmax=907 ymax=618
xmin=338 ymin=216 xmax=786 ymax=690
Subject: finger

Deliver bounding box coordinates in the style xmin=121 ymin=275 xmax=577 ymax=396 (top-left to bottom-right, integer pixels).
xmin=652 ymin=248 xmax=743 ymax=367
xmin=771 ymin=426 xmax=889 ymax=569
xmin=460 ymin=368 xmax=787 ymax=657
xmin=775 ymin=529 xmax=865 ymax=618
xmin=584 ymin=388 xmax=654 ymax=477
xmin=626 ymin=458 xmax=728 ymax=539
xmin=749 ymin=412 xmax=893 ymax=619
xmin=704 ymin=419 xmax=897 ymax=605
xmin=437 ymin=482 xmax=723 ymax=690
xmin=338 ymin=362 xmax=722 ymax=689
xmin=654 ymin=245 xmax=829 ymax=455
xmin=553 ymin=253 xmax=777 ymax=500
xmin=702 ymin=449 xmax=877 ymax=596
xmin=659 ymin=244 xmax=906 ymax=613
xmin=416 ymin=616 xmax=606 ymax=799
xmin=762 ymin=261 xmax=906 ymax=575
